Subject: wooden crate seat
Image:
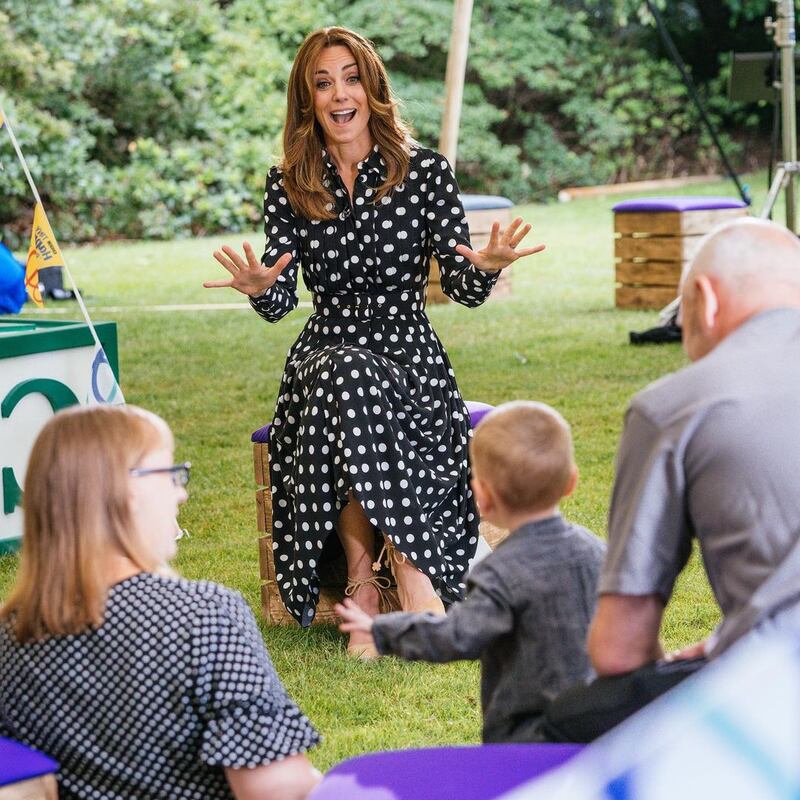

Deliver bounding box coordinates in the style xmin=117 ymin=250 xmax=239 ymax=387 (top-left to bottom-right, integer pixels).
xmin=428 ymin=194 xmax=515 ymax=305
xmin=254 ymin=401 xmax=508 ymax=625
xmin=613 ymin=196 xmax=749 ymax=310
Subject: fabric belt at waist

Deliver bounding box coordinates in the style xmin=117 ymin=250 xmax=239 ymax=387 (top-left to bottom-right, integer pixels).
xmin=312 ymin=289 xmax=425 ymax=318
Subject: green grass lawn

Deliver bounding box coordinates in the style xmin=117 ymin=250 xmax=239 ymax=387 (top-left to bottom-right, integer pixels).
xmin=1 ymin=171 xmax=770 ymax=769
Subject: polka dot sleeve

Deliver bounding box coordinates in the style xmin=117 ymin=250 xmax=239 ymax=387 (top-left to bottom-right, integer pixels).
xmin=249 ymin=166 xmax=302 ymax=324
xmin=191 ymin=589 xmax=320 ymax=767
xmin=427 ymin=155 xmax=498 ymax=307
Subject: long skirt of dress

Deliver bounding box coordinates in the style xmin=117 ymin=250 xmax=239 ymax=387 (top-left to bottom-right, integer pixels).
xmin=269 ymin=290 xmax=479 ymax=625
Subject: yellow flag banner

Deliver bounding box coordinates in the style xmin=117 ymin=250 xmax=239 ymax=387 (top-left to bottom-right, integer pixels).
xmin=25 ymin=201 xmax=64 ymax=307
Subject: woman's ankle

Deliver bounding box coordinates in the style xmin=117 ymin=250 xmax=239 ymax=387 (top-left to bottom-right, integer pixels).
xmin=345 ymin=577 xmax=382 ymax=615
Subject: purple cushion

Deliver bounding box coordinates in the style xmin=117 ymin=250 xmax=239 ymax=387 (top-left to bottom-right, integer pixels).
xmin=251 ymin=423 xmax=272 ymax=444
xmin=310 ymin=744 xmax=584 ymax=800
xmin=465 ymin=400 xmax=494 ymax=428
xmin=0 ymin=738 xmax=58 ymax=787
xmin=252 ymin=401 xmax=494 ymax=443
xmin=461 ymin=194 xmax=514 ymax=211
xmin=613 ymin=196 xmax=748 ymax=213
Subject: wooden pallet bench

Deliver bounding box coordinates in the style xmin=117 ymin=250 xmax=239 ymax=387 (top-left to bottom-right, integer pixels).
xmin=428 ymin=194 xmax=515 ymax=304
xmin=613 ymin=196 xmax=749 ymax=310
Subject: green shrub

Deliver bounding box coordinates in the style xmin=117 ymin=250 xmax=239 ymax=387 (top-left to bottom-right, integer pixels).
xmin=0 ymin=0 xmax=763 ymax=244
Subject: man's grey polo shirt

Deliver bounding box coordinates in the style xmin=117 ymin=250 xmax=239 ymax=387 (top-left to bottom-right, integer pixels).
xmin=601 ymin=308 xmax=800 ymax=656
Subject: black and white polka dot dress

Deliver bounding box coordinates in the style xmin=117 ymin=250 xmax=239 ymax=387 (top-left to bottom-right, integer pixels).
xmin=0 ymin=573 xmax=319 ymax=799
xmin=251 ymin=145 xmax=499 ymax=626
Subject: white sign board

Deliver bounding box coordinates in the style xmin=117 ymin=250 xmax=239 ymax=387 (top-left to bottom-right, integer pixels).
xmin=0 ymin=320 xmax=119 ymax=552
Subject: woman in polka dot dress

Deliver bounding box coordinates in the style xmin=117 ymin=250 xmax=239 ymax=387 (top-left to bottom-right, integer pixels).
xmin=0 ymin=405 xmax=320 ymax=799
xmin=205 ymin=27 xmax=543 ymax=655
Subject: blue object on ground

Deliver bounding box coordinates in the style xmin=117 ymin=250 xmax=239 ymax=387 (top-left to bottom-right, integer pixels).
xmin=0 ymin=243 xmax=27 ymax=314
xmin=309 ymin=743 xmax=584 ymax=800
xmin=0 ymin=737 xmax=59 ymax=787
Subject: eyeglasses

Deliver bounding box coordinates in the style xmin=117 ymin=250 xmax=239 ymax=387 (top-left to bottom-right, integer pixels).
xmin=129 ymin=462 xmax=191 ymax=487
xmin=175 ymin=524 xmax=190 ymax=542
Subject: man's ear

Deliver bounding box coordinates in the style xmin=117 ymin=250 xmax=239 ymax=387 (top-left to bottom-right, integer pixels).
xmin=695 ymin=274 xmax=720 ymax=332
xmin=563 ymin=464 xmax=579 ymax=498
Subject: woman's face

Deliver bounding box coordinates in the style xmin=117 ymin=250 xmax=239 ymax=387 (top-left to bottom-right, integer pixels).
xmin=313 ymin=45 xmax=372 ymax=154
xmin=128 ymin=442 xmax=188 ymax=565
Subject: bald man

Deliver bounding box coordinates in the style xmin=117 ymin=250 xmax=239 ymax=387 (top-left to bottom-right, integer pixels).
xmin=589 ymin=217 xmax=800 ymax=676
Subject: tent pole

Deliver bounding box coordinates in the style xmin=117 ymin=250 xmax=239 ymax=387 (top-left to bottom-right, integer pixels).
xmin=439 ymin=0 xmax=474 ymax=168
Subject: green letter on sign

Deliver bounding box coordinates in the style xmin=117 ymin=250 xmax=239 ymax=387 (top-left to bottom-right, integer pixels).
xmin=2 ymin=379 xmax=79 ymax=514
xmin=2 ymin=379 xmax=79 ymax=419
xmin=2 ymin=468 xmax=21 ymax=515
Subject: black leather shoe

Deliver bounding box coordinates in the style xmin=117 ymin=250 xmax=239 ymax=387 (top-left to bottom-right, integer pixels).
xmin=44 ymin=287 xmax=78 ymax=301
xmin=629 ymin=322 xmax=682 ymax=345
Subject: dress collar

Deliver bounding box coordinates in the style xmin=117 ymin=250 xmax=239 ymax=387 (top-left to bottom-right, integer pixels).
xmin=321 ymin=144 xmax=385 ymax=179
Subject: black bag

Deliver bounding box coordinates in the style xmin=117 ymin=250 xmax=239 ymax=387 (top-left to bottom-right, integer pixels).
xmin=540 ymin=657 xmax=708 ymax=743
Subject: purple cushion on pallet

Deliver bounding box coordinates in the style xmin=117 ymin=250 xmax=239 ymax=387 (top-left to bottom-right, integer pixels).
xmin=461 ymin=194 xmax=514 ymax=211
xmin=251 ymin=423 xmax=272 ymax=444
xmin=613 ymin=196 xmax=748 ymax=213
xmin=252 ymin=401 xmax=495 ymax=444
xmin=0 ymin=737 xmax=58 ymax=787
xmin=309 ymin=743 xmax=584 ymax=800
xmin=465 ymin=400 xmax=494 ymax=428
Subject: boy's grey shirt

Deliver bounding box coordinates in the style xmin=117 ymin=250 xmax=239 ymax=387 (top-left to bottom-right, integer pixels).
xmin=372 ymin=514 xmax=606 ymax=743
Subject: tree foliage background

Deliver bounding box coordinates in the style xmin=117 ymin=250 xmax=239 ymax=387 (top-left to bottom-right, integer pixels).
xmin=0 ymin=0 xmax=775 ymax=244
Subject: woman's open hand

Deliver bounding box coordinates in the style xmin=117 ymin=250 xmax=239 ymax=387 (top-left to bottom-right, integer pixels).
xmin=203 ymin=242 xmax=291 ymax=297
xmin=455 ymin=217 xmax=545 ymax=273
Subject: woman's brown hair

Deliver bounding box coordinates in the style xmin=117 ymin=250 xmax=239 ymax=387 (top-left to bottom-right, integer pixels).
xmin=281 ymin=26 xmax=412 ymax=220
xmin=0 ymin=404 xmax=170 ymax=642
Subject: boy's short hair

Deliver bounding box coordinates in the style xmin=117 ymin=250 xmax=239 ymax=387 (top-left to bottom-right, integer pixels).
xmin=470 ymin=401 xmax=575 ymax=514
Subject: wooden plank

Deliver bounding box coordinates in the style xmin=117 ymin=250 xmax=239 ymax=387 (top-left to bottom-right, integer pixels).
xmin=466 ymin=207 xmax=512 ymax=235
xmin=256 ymin=487 xmax=272 ymax=534
xmin=615 ymin=211 xmax=682 ymax=236
xmin=559 ymin=174 xmax=723 ymax=201
xmin=258 ymin=533 xmax=274 ymax=582
xmin=261 ymin=583 xmax=273 ymax=625
xmin=615 ymin=207 xmax=748 ymax=236
xmin=679 ymin=206 xmax=748 ymax=235
xmin=427 ymin=255 xmax=512 ymax=306
xmin=253 ymin=442 xmax=270 ymax=487
xmin=615 ymin=235 xmax=703 ymax=262
xmin=470 ymin=233 xmax=490 ymax=250
xmin=615 ymin=285 xmax=677 ymax=309
xmin=616 ymin=261 xmax=682 ymax=286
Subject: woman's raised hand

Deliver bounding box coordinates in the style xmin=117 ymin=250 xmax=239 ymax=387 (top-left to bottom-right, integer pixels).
xmin=203 ymin=242 xmax=291 ymax=297
xmin=455 ymin=217 xmax=545 ymax=273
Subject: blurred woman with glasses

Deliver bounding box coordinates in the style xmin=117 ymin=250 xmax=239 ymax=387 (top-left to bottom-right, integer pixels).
xmin=0 ymin=404 xmax=320 ymax=800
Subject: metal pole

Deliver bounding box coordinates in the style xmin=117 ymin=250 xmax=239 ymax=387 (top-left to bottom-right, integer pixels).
xmin=777 ymin=0 xmax=797 ymax=231
xmin=438 ymin=0 xmax=473 ymax=168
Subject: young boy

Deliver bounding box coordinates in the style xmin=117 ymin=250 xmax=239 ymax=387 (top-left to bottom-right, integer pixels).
xmin=335 ymin=401 xmax=606 ymax=743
